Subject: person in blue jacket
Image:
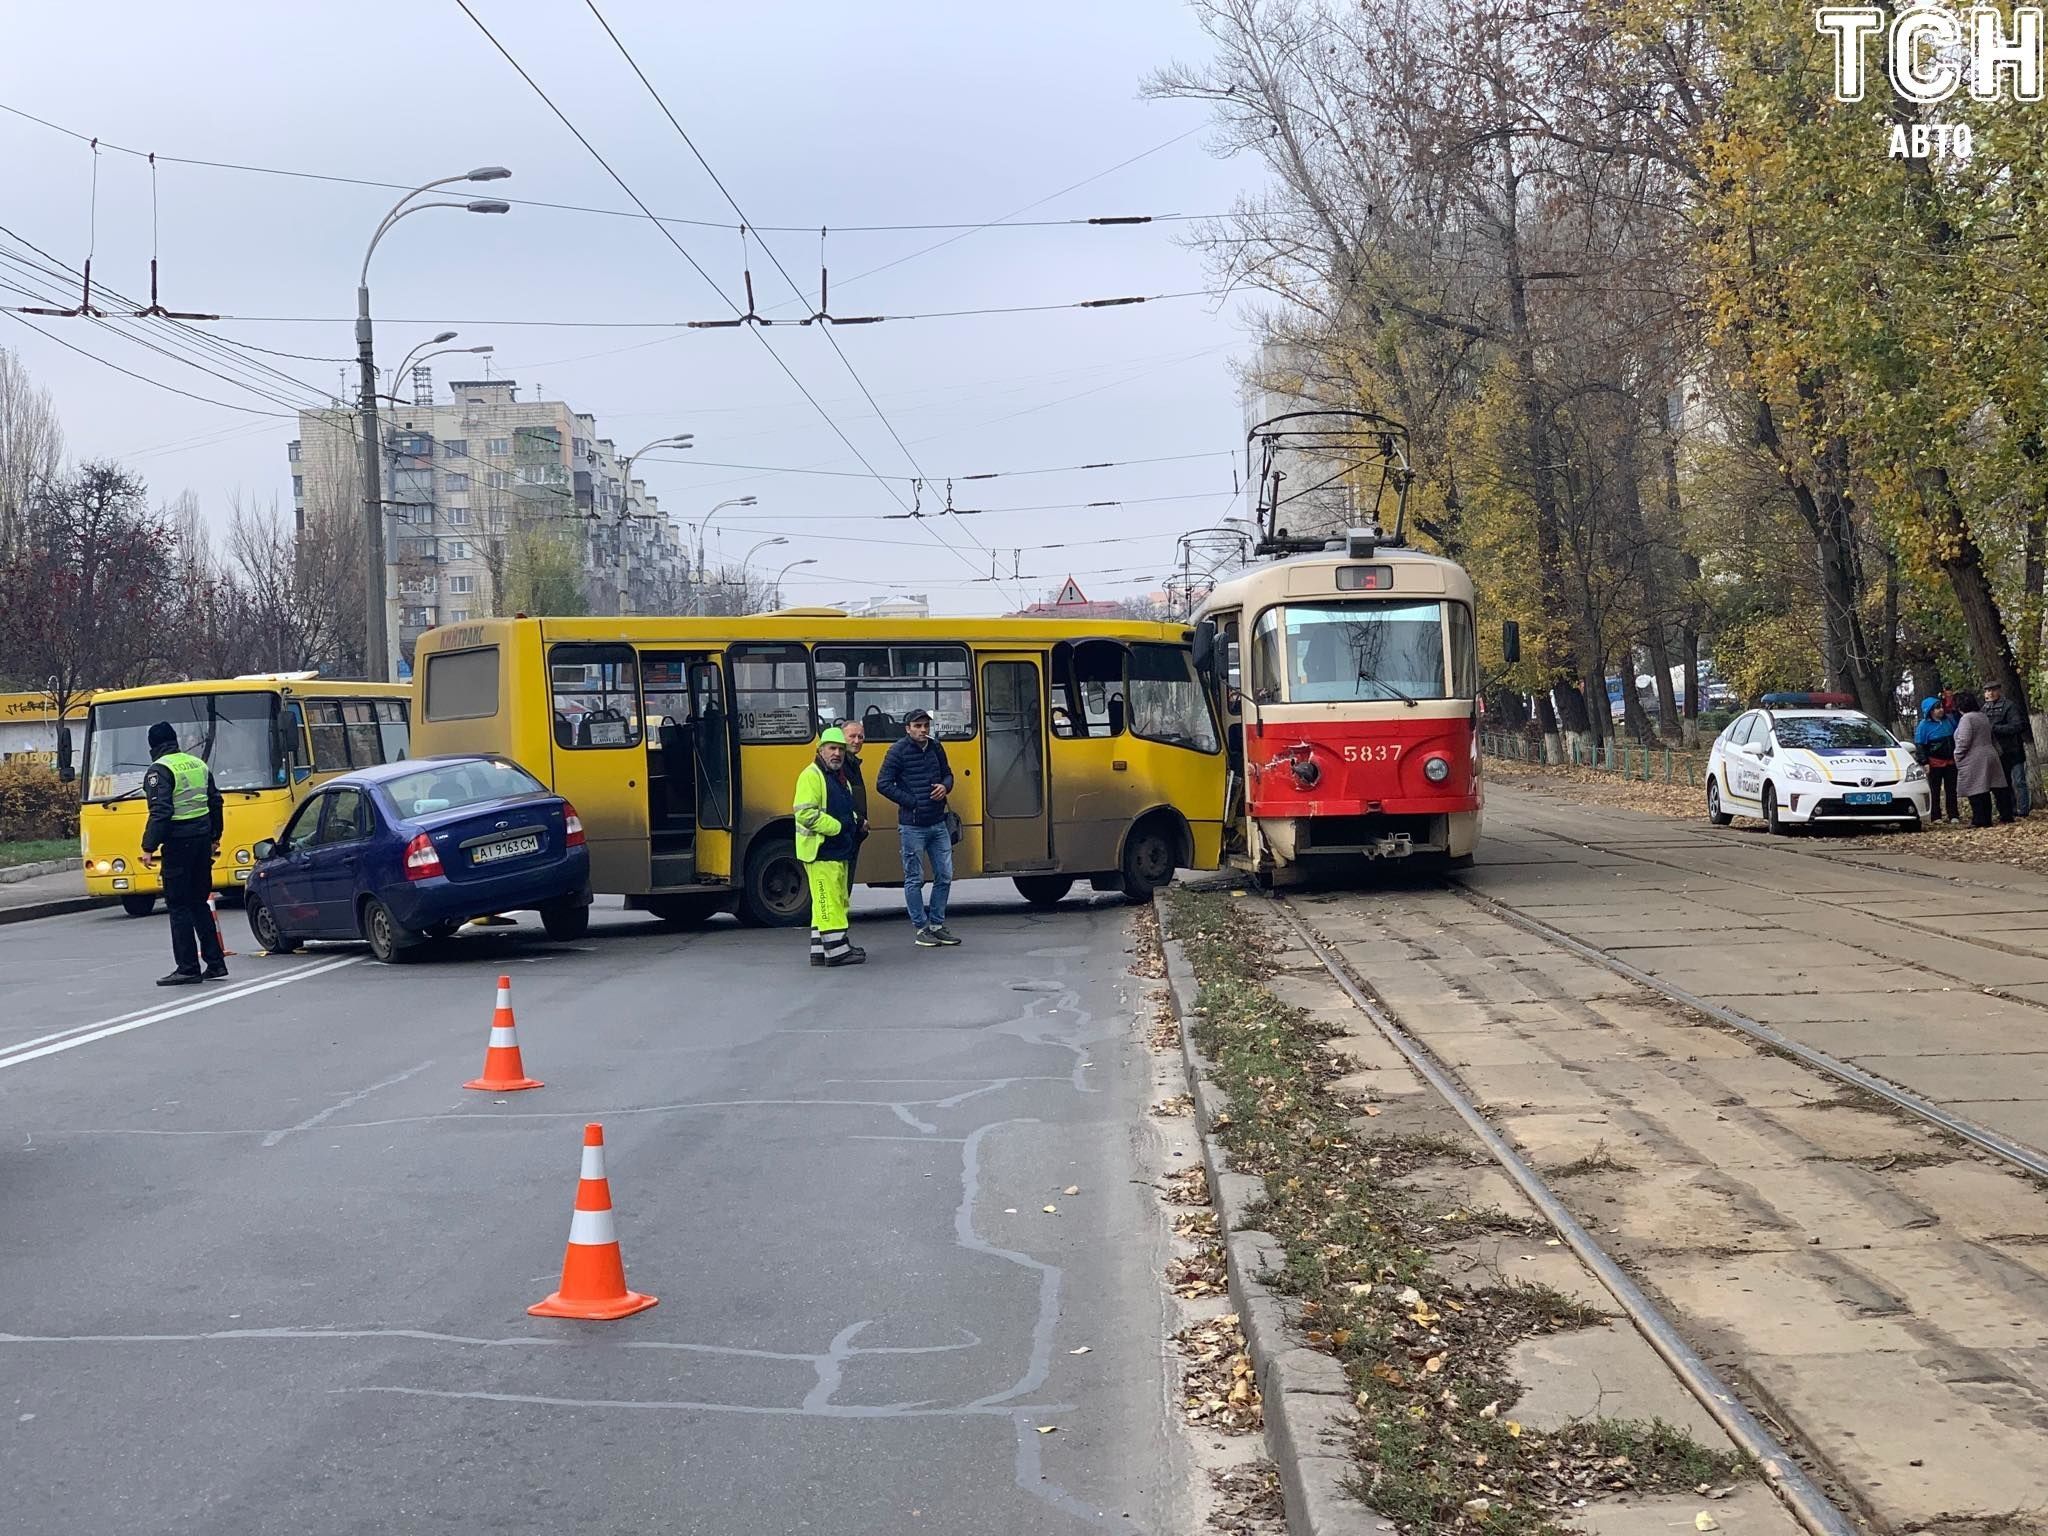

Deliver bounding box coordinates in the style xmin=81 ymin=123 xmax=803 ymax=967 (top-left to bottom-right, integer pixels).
xmin=1915 ymin=696 xmax=1959 ymax=823
xmin=876 ymin=708 xmax=961 ymax=948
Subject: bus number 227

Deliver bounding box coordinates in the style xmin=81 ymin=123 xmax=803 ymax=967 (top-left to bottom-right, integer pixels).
xmin=1341 ymin=744 xmax=1402 ymax=762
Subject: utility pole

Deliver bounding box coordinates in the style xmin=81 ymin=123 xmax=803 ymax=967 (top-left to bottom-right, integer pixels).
xmin=356 ymin=282 xmax=387 ymax=682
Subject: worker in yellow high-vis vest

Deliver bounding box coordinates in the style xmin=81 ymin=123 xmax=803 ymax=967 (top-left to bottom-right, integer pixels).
xmin=137 ymin=720 xmax=226 ymax=986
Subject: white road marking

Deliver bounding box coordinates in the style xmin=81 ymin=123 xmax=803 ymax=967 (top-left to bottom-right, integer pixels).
xmin=0 ymin=956 xmax=361 ymax=1074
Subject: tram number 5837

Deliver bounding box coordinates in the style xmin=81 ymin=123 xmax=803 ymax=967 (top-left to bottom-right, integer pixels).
xmin=1340 ymin=744 xmax=1403 ymax=762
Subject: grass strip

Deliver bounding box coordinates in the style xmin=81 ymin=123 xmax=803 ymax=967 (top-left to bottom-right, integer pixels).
xmin=1164 ymin=887 xmax=1749 ymax=1533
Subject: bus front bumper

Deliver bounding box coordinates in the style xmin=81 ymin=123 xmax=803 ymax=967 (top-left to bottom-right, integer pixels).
xmin=84 ymin=860 xmax=254 ymax=898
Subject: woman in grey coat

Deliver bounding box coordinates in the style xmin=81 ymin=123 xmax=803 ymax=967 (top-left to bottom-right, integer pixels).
xmin=1952 ymin=691 xmax=2015 ymax=827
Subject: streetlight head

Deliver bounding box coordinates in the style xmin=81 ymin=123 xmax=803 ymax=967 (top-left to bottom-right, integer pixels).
xmin=769 ymin=536 xmax=789 ymax=547
xmin=466 ymin=166 xmax=513 ymax=182
xmin=739 ymin=496 xmax=759 ymax=506
xmin=466 ymin=345 xmax=494 ymax=354
xmin=668 ymin=434 xmax=695 ymax=447
xmin=466 ymin=199 xmax=512 ymax=215
xmin=432 ymin=330 xmax=459 ymax=345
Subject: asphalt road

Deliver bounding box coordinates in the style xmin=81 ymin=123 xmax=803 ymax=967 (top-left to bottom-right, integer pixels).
xmin=0 ymin=886 xmax=1194 ymax=1535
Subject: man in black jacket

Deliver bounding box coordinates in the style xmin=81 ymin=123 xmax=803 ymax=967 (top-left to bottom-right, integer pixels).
xmin=137 ymin=720 xmax=227 ymax=985
xmin=1983 ymin=681 xmax=2031 ymax=818
xmin=876 ymin=709 xmax=960 ymax=947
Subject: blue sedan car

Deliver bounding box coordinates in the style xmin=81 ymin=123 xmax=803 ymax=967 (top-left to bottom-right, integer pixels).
xmin=244 ymin=755 xmax=592 ymax=963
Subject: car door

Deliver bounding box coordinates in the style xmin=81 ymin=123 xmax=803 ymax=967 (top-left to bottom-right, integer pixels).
xmin=301 ymin=786 xmax=372 ymax=935
xmin=1732 ymin=713 xmax=1773 ymax=807
xmin=262 ymin=793 xmax=327 ymax=928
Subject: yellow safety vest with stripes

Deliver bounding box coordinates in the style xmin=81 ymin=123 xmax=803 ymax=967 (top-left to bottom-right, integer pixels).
xmin=155 ymin=750 xmax=212 ymax=824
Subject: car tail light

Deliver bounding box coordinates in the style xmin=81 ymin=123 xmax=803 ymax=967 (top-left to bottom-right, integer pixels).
xmin=563 ymin=802 xmax=586 ymax=848
xmin=404 ymin=832 xmax=443 ymax=881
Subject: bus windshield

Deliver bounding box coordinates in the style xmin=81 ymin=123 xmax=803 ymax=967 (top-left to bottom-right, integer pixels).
xmin=86 ymin=692 xmax=281 ymax=802
xmin=1258 ymin=601 xmax=1449 ymax=704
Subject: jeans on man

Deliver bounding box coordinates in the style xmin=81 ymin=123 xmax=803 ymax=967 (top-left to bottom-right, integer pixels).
xmin=2011 ymin=757 xmax=2032 ymax=817
xmin=898 ymin=821 xmax=953 ymax=929
xmin=161 ymin=837 xmax=224 ymax=974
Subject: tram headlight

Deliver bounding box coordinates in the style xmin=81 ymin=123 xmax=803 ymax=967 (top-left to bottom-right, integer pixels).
xmin=1423 ymin=755 xmax=1451 ymax=783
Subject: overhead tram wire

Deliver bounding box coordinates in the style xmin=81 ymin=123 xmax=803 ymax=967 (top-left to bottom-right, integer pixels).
xmin=579 ymin=0 xmax=1021 ymax=606
xmin=449 ymin=0 xmax=997 ymax=597
xmin=1 ymin=310 xmax=292 ymax=417
xmin=633 ymin=448 xmax=1232 ymax=485
xmin=0 ymin=99 xmax=1223 ymax=236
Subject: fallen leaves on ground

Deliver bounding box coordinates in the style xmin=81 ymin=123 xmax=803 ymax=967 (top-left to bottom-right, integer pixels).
xmin=1162 ymin=1166 xmax=1210 ymax=1205
xmin=1169 ymin=1244 xmax=1231 ymax=1299
xmin=1206 ymin=1461 xmax=1285 ymax=1534
xmin=1153 ymin=1092 xmax=1194 ymax=1118
xmin=1175 ymin=1313 xmax=1262 ymax=1433
xmin=1176 ymin=1208 xmax=1220 ymax=1242
xmin=1486 ymin=759 xmax=1700 ymax=819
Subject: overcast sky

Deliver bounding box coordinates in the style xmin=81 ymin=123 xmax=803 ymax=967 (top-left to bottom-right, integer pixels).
xmin=0 ymin=1 xmax=1260 ymax=615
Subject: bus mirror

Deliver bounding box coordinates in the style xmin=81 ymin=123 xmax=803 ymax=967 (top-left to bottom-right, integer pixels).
xmin=1192 ymin=619 xmax=1218 ymax=677
xmin=1502 ymin=620 xmax=1521 ymax=666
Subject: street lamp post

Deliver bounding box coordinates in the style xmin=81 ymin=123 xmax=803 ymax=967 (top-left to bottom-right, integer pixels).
xmin=694 ymin=495 xmax=758 ymax=584
xmin=610 ymin=434 xmax=693 ymax=616
xmin=739 ymin=535 xmax=787 ymax=611
xmin=358 ymin=166 xmax=510 ymax=682
xmin=772 ymin=555 xmax=817 ymax=610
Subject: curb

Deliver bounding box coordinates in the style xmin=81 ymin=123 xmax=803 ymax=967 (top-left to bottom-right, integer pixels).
xmin=0 ymin=857 xmax=77 ymax=886
xmin=0 ymin=894 xmax=108 ymax=926
xmin=1157 ymin=895 xmax=1396 ymax=1536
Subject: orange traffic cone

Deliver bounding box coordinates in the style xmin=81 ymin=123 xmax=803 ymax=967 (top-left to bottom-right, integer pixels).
xmin=207 ymin=892 xmax=237 ymax=958
xmin=529 ymin=1123 xmax=658 ymax=1320
xmin=463 ymin=975 xmax=543 ymax=1091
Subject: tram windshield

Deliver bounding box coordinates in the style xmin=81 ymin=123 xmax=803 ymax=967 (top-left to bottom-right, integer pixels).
xmin=1254 ymin=600 xmax=1457 ymax=704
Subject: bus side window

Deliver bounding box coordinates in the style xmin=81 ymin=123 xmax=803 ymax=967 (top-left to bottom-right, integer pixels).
xmin=341 ymin=702 xmax=383 ymax=766
xmin=377 ymin=699 xmax=410 ymax=762
xmin=282 ymin=703 xmax=311 ymax=782
xmin=307 ymin=702 xmax=350 ymax=772
xmin=550 ymin=643 xmax=642 ymax=749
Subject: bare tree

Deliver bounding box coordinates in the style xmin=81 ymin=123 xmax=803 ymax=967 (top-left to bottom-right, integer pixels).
xmin=0 ymin=462 xmax=175 ymax=758
xmin=227 ymin=494 xmax=366 ymax=675
xmin=0 ymin=346 xmax=64 ymax=559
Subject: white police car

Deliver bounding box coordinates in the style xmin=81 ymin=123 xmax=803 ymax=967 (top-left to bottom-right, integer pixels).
xmin=1705 ymin=697 xmax=1929 ymax=834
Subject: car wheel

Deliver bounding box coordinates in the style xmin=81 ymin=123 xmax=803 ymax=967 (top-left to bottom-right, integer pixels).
xmin=120 ymin=894 xmax=156 ymax=917
xmin=1901 ymin=814 xmax=1924 ymax=833
xmin=1119 ymin=819 xmax=1179 ymax=901
xmin=647 ymin=893 xmax=728 ymax=928
xmin=246 ymin=894 xmax=300 ymax=954
xmin=1763 ymin=785 xmax=1790 ymax=836
xmin=740 ymin=835 xmax=809 ymax=928
xmin=540 ymin=898 xmax=591 ymax=941
xmin=361 ymin=897 xmax=420 ymax=964
xmin=1706 ymin=776 xmax=1734 ymax=826
xmin=1013 ymin=874 xmax=1075 ymax=909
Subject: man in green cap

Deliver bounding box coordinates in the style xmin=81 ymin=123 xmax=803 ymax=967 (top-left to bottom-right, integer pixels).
xmin=794 ymin=726 xmax=864 ymax=966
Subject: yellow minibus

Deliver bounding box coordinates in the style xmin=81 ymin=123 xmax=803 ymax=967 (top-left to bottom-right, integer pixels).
xmin=407 ymin=613 xmax=1225 ymax=926
xmin=80 ymin=674 xmax=412 ymax=914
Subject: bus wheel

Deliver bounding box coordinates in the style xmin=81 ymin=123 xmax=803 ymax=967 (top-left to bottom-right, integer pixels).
xmin=121 ymin=895 xmax=156 ymax=917
xmin=1013 ymin=874 xmax=1075 ymax=909
xmin=647 ymin=894 xmax=727 ymax=928
xmin=740 ymin=836 xmax=810 ymax=928
xmin=1119 ymin=819 xmax=1179 ymax=901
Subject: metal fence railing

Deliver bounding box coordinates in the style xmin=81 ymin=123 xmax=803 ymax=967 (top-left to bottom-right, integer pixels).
xmin=1481 ymin=732 xmax=1708 ymax=788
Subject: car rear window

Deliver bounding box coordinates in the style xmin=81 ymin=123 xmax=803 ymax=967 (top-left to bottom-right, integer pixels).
xmin=383 ymin=760 xmax=546 ymax=817
xmin=1773 ymin=716 xmax=1894 ymax=750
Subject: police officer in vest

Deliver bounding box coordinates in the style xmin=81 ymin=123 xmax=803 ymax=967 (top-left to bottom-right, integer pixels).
xmin=137 ymin=720 xmax=226 ymax=986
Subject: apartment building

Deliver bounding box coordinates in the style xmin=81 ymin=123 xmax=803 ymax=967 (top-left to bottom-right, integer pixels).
xmin=289 ymin=375 xmax=692 ymax=667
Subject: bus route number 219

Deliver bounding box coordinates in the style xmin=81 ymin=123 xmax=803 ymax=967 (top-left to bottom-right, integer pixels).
xmin=1341 ymin=744 xmax=1402 ymax=762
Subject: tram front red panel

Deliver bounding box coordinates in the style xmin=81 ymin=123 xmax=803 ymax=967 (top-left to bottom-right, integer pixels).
xmin=1244 ymin=715 xmax=1479 ymax=818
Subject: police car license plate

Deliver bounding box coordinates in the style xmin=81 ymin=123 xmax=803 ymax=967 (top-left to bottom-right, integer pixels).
xmin=472 ymin=834 xmax=540 ymax=864
xmin=1844 ymin=791 xmax=1891 ymax=805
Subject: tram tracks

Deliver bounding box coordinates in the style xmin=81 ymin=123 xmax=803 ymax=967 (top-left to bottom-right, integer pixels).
xmin=1263 ymin=876 xmax=2048 ymax=1533
xmin=1264 ymin=892 xmax=1860 ymax=1536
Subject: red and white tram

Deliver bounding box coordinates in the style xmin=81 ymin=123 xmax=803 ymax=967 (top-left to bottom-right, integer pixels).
xmin=1190 ymin=411 xmax=1515 ymax=881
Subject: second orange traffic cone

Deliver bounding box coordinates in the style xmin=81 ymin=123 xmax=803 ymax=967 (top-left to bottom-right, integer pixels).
xmin=529 ymin=1123 xmax=658 ymax=1320
xmin=207 ymin=892 xmax=237 ymax=958
xmin=464 ymin=975 xmax=543 ymax=1091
